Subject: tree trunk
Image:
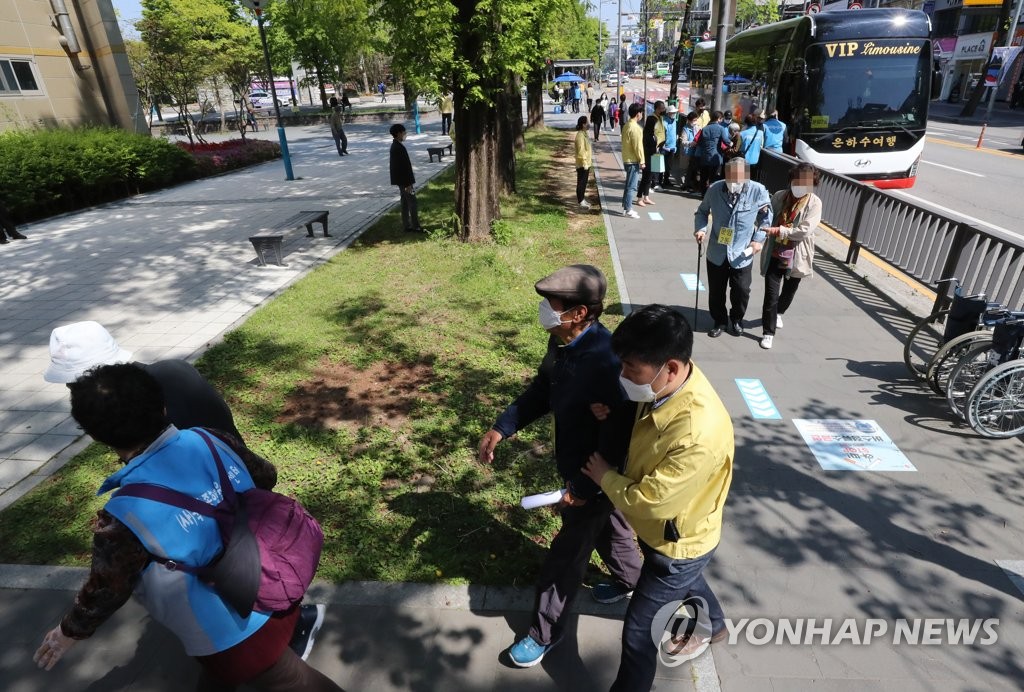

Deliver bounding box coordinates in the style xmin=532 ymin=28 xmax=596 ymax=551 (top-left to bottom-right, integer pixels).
xmin=959 ymin=0 xmax=1014 ymax=117
xmin=359 ymin=53 xmax=370 ymax=95
xmin=496 ymin=77 xmax=517 ymax=194
xmin=403 ymin=82 xmax=416 ymax=111
xmin=669 ymin=1 xmax=693 ymax=103
xmin=527 ymin=68 xmax=545 ymax=129
xmin=454 ymin=91 xmax=501 ymax=241
xmin=315 ymin=65 xmax=329 ymax=110
xmin=509 ymin=73 xmax=526 ymax=152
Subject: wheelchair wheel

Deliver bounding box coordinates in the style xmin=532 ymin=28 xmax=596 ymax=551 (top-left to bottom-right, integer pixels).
xmin=965 ymin=361 xmax=1024 ymax=438
xmin=945 ymin=343 xmax=998 ymax=419
xmin=903 ymin=309 xmax=949 ymax=381
xmin=927 ymin=331 xmax=990 ymax=396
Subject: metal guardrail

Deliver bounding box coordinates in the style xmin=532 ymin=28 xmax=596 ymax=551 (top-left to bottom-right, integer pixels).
xmin=757 ymin=150 xmax=1024 ymax=314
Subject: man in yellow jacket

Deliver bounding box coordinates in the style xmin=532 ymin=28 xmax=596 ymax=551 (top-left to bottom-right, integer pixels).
xmin=584 ymin=304 xmax=734 ymax=692
xmin=620 ymin=103 xmax=645 ymax=219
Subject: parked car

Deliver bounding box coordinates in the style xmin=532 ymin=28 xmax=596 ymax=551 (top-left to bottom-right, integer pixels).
xmin=607 ymin=75 xmax=619 ymax=87
xmin=249 ymin=90 xmax=274 ymax=108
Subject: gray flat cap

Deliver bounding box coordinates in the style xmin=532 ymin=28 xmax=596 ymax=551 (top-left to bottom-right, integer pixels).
xmin=535 ymin=264 xmax=607 ymax=305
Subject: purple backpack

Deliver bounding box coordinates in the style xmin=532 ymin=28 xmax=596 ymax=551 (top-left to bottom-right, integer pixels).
xmin=114 ymin=429 xmax=324 ymax=617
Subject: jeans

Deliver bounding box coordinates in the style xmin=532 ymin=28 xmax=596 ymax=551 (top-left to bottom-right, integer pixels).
xmin=331 ymin=127 xmax=347 ymax=155
xmin=706 ymin=258 xmax=752 ymax=328
xmin=399 ymin=187 xmax=420 ymax=230
xmin=610 ymin=543 xmax=724 ymax=692
xmin=529 ymin=495 xmax=642 ymax=645
xmin=576 ymin=167 xmax=590 ymax=203
xmin=762 ymin=255 xmax=802 ymax=335
xmin=622 ymin=163 xmax=641 ymax=212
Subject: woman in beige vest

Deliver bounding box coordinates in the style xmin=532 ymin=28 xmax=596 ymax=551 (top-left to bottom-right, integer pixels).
xmin=759 ymin=162 xmax=823 ymax=349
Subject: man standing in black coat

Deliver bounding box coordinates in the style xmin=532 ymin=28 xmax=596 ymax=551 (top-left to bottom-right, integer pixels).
xmin=478 ymin=265 xmax=642 ymax=669
xmin=389 ymin=124 xmax=422 ymax=233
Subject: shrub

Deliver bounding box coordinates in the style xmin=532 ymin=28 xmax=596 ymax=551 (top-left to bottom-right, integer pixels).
xmin=179 ymin=139 xmax=281 ymax=177
xmin=0 ymin=127 xmax=196 ymax=222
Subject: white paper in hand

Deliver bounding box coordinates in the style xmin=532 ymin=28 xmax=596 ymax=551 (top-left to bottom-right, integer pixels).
xmin=521 ymin=489 xmax=566 ymax=510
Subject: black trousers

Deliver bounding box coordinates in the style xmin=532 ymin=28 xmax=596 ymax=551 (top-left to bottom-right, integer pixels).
xmin=706 ymin=258 xmax=752 ymax=327
xmin=638 ymin=155 xmax=653 ymax=198
xmin=331 ymin=127 xmax=347 ymax=155
xmin=576 ymin=166 xmax=590 ymax=203
xmin=593 ymin=121 xmax=603 ymax=141
xmin=529 ymin=495 xmax=643 ymax=645
xmin=699 ymin=162 xmax=722 ymax=193
xmin=762 ymin=255 xmax=802 ymax=335
xmin=441 ymin=113 xmax=452 ymax=134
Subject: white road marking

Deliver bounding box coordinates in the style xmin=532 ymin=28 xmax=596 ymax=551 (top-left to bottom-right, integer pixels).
xmin=892 ymin=190 xmax=1020 ymax=238
xmin=919 ymin=160 xmax=985 ymax=177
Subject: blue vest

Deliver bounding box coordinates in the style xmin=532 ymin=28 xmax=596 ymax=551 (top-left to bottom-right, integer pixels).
xmin=662 ymin=117 xmax=678 ymax=152
xmin=740 ymin=127 xmax=764 ymax=164
xmin=99 ymin=427 xmax=270 ymax=656
xmin=763 ymin=118 xmax=786 ymax=151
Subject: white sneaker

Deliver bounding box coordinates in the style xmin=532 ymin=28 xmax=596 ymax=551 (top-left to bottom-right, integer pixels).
xmin=579 ymin=200 xmax=591 ymax=209
xmin=625 ymin=209 xmax=640 ymax=219
xmin=776 ymin=314 xmax=784 ymax=329
xmin=760 ymin=334 xmax=774 ymax=350
xmin=653 ymin=185 xmax=664 ymax=192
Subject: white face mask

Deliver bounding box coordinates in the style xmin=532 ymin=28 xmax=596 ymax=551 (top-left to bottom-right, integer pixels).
xmin=538 ymin=298 xmax=571 ymax=330
xmin=727 ymin=181 xmax=744 ymax=194
xmin=619 ymin=363 xmax=668 ymax=403
xmin=791 ymin=185 xmax=811 ymax=198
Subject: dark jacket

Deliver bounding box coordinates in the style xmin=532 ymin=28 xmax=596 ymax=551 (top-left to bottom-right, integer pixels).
xmin=493 ymin=322 xmax=635 ymax=500
xmin=140 ymin=360 xmax=242 ymax=441
xmin=696 ymin=121 xmax=731 ymax=167
xmin=390 ymin=140 xmax=415 ymax=187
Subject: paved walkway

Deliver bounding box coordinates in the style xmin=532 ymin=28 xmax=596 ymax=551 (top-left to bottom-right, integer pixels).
xmin=0 ymin=121 xmax=453 ymax=510
xmin=2 ymin=105 xmax=1024 ymax=691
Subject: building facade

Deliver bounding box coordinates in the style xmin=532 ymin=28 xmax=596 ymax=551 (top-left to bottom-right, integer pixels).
xmin=0 ymin=0 xmax=145 ymax=133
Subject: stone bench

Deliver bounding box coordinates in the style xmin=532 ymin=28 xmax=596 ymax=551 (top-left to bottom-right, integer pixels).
xmin=427 ymin=144 xmax=453 ymax=162
xmin=248 ymin=210 xmax=331 ymax=266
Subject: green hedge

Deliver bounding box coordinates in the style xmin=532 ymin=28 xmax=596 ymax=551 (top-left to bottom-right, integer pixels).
xmin=0 ymin=127 xmax=196 ymax=222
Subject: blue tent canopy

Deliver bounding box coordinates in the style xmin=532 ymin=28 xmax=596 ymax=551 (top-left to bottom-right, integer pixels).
xmin=553 ymin=72 xmax=585 ymax=83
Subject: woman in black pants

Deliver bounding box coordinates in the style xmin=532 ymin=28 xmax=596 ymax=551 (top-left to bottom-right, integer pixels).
xmin=574 ymin=116 xmax=593 ymax=209
xmin=636 ymin=114 xmax=658 ymax=207
xmin=590 ymin=98 xmax=606 ymax=142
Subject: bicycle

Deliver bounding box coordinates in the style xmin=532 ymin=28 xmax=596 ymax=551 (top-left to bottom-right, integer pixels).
xmin=903 ymin=278 xmax=988 ymax=381
xmin=945 ymin=318 xmax=1024 ymax=419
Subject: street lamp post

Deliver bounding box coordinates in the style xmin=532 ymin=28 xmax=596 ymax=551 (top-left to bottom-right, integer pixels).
xmin=712 ymin=0 xmax=732 ymax=112
xmin=617 ymin=0 xmax=623 ymax=98
xmin=244 ymin=0 xmax=295 ymax=181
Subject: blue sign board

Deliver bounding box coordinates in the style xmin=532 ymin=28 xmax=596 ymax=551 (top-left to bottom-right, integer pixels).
xmin=632 ymin=43 xmax=647 ymax=56
xmin=793 ymin=419 xmax=917 ymax=472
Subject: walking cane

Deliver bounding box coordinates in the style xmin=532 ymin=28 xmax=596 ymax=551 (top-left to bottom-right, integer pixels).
xmin=693 ymin=238 xmax=703 ymax=329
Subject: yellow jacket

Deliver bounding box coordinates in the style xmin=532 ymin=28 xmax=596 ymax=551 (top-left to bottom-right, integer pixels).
xmin=574 ymin=130 xmax=592 ymax=169
xmin=654 ymin=117 xmax=666 ymax=147
xmin=621 ymin=120 xmax=644 ymax=164
xmin=600 ymin=363 xmax=734 ymax=559
xmin=696 ymin=109 xmax=711 ymax=129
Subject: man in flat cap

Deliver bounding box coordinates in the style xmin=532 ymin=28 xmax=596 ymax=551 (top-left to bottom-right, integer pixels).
xmin=478 ymin=264 xmax=641 ymax=668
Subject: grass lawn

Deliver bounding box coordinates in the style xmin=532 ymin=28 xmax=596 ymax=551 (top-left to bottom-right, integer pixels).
xmin=0 ymin=128 xmax=625 ymax=586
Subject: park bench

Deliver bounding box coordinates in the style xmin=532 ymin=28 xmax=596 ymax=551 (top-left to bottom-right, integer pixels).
xmin=247 ymin=210 xmax=331 ymax=267
xmin=427 ymin=143 xmax=453 ymax=162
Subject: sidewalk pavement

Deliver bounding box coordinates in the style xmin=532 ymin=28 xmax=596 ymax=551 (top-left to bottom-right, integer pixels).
xmin=927 ymin=99 xmax=1024 ymax=128
xmin=2 ymin=106 xmax=1024 ymax=691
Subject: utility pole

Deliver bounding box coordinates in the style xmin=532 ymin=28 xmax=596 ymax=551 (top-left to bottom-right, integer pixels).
xmin=617 ymin=0 xmax=623 ymax=98
xmin=243 ymin=0 xmax=295 ymax=181
xmin=712 ymin=0 xmax=732 ymax=112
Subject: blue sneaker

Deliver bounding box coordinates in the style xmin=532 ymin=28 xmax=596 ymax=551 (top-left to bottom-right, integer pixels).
xmin=592 ymin=582 xmax=633 ymax=604
xmin=509 ymin=634 xmax=561 ymax=667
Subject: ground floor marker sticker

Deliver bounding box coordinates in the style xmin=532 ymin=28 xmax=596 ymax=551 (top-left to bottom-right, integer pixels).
xmin=793 ymin=419 xmax=917 ymax=471
xmin=735 ymin=379 xmax=782 ymax=420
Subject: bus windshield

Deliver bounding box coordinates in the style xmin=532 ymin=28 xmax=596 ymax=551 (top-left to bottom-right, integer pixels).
xmin=804 ymin=40 xmax=930 ymax=130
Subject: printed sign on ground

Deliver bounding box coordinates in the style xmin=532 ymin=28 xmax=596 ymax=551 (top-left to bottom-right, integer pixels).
xmin=793 ymin=419 xmax=916 ymax=471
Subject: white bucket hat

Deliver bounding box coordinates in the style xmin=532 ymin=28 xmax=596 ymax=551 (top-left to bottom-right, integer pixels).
xmin=43 ymin=321 xmax=134 ymax=383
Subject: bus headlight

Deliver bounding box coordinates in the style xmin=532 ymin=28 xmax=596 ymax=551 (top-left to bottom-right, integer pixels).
xmin=909 ymin=156 xmax=920 ymax=177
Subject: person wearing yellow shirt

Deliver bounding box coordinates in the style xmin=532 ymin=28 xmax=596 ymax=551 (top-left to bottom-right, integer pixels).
xmin=620 ymin=103 xmax=645 ymax=219
xmin=694 ymin=97 xmax=711 ymax=129
xmin=584 ymin=304 xmax=734 ymax=692
xmin=574 ymin=116 xmax=593 ymax=209
xmin=439 ymin=92 xmax=454 ymax=135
